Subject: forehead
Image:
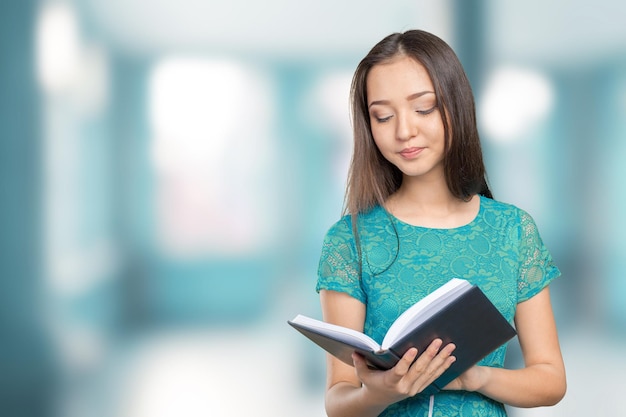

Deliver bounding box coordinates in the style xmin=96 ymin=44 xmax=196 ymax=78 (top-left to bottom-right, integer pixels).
xmin=366 ymin=56 xmax=434 ymax=100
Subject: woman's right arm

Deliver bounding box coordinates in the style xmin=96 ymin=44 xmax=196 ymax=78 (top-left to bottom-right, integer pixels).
xmin=320 ymin=289 xmax=457 ymax=417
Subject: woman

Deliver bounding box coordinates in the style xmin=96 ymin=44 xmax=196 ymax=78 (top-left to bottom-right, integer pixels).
xmin=316 ymin=30 xmax=566 ymax=417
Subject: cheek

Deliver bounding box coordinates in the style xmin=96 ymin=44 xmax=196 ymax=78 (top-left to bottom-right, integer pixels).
xmin=426 ymin=118 xmax=446 ymax=144
xmin=370 ymin=123 xmax=393 ymax=145
xmin=370 ymin=131 xmax=390 ymax=155
xmin=369 ymin=126 xmax=383 ymax=146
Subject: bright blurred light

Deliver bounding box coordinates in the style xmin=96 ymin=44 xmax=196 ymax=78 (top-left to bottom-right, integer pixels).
xmin=150 ymin=59 xmax=246 ymax=157
xmin=149 ymin=58 xmax=276 ymax=258
xmin=307 ymin=71 xmax=353 ymax=187
xmin=116 ymin=331 xmax=320 ymax=417
xmin=36 ymin=2 xmax=81 ymax=93
xmin=480 ymin=66 xmax=555 ymax=142
xmin=310 ymin=71 xmax=353 ymax=139
xmin=36 ymin=1 xmax=110 ymax=116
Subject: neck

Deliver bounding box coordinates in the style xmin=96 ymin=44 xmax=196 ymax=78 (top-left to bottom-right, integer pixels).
xmin=392 ymin=174 xmax=456 ymax=209
xmin=385 ymin=176 xmax=478 ymax=228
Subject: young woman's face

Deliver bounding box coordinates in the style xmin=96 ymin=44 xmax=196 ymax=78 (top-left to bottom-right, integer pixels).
xmin=366 ymin=55 xmax=446 ymax=181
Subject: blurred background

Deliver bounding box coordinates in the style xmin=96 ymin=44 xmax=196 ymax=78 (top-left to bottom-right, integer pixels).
xmin=1 ymin=0 xmax=625 ymax=416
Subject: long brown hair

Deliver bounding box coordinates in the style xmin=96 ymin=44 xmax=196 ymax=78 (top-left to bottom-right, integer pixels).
xmin=344 ymin=30 xmax=491 ymax=217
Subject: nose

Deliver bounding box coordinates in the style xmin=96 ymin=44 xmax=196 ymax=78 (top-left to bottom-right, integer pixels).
xmin=396 ymin=111 xmax=416 ymax=141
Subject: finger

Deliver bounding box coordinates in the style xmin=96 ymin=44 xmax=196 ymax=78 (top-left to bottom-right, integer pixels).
xmin=391 ymin=347 xmax=419 ymax=378
xmin=413 ymin=338 xmax=443 ymax=366
xmin=412 ymin=342 xmax=456 ymax=382
xmin=352 ymin=352 xmax=372 ymax=376
xmin=433 ymin=342 xmax=456 ymax=369
xmin=407 ymin=340 xmax=451 ymax=378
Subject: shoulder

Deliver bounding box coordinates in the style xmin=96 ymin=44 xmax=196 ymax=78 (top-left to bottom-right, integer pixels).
xmin=324 ymin=206 xmax=388 ymax=237
xmin=479 ymin=196 xmax=548 ymax=245
xmin=325 ymin=215 xmax=352 ymax=237
xmin=321 ymin=215 xmax=356 ymax=251
xmin=479 ymin=195 xmax=533 ymax=225
xmin=480 ymin=195 xmax=523 ymax=214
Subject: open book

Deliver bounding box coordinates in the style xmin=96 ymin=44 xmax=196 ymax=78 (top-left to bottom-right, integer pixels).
xmin=288 ymin=278 xmax=516 ymax=394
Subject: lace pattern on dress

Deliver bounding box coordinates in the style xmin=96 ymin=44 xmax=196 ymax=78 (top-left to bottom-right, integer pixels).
xmin=518 ymin=210 xmax=552 ymax=294
xmin=319 ymin=240 xmax=360 ymax=285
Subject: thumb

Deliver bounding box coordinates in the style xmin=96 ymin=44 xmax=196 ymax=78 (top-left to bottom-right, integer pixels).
xmin=352 ymin=352 xmax=371 ymax=376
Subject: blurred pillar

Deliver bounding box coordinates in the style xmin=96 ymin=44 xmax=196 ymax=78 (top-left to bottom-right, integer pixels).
xmin=109 ymin=55 xmax=152 ymax=330
xmin=0 ymin=1 xmax=57 ymax=415
xmin=453 ymin=0 xmax=486 ymax=96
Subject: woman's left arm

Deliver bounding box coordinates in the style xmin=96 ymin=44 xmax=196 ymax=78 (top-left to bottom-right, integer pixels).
xmin=446 ymin=286 xmax=566 ymax=407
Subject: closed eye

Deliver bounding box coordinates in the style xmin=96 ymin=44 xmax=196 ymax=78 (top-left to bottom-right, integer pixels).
xmin=416 ymin=106 xmax=437 ymax=116
xmin=376 ymin=115 xmax=393 ymax=123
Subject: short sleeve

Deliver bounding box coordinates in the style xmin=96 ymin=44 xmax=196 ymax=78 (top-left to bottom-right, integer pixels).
xmin=316 ymin=216 xmax=366 ymax=303
xmin=517 ymin=210 xmax=561 ymax=302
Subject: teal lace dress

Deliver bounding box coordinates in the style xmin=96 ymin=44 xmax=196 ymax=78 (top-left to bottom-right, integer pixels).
xmin=316 ymin=195 xmax=561 ymax=417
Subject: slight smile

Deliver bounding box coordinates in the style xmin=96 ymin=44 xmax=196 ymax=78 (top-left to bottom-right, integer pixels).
xmin=399 ymin=147 xmax=424 ymax=159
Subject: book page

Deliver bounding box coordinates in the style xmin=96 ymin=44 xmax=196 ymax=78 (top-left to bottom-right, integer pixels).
xmin=290 ymin=315 xmax=382 ymax=351
xmin=381 ymin=278 xmax=471 ymax=349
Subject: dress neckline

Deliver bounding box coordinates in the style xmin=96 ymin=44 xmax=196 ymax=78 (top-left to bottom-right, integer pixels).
xmin=381 ymin=195 xmax=484 ymax=231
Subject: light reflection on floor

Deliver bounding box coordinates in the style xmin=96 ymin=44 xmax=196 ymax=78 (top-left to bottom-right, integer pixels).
xmin=88 ymin=317 xmax=624 ymax=417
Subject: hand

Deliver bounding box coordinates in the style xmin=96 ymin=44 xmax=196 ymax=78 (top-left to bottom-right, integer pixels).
xmin=444 ymin=365 xmax=489 ymax=392
xmin=352 ymin=339 xmax=456 ymax=406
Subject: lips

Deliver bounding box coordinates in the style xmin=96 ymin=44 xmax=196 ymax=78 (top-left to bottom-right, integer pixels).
xmin=399 ymin=147 xmax=424 ymax=159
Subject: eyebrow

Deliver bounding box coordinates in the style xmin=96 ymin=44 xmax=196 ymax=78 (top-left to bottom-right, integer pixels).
xmin=368 ymin=91 xmax=435 ymax=108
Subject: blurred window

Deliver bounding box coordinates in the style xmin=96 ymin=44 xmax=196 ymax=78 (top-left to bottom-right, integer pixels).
xmin=148 ymin=58 xmax=277 ymax=258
